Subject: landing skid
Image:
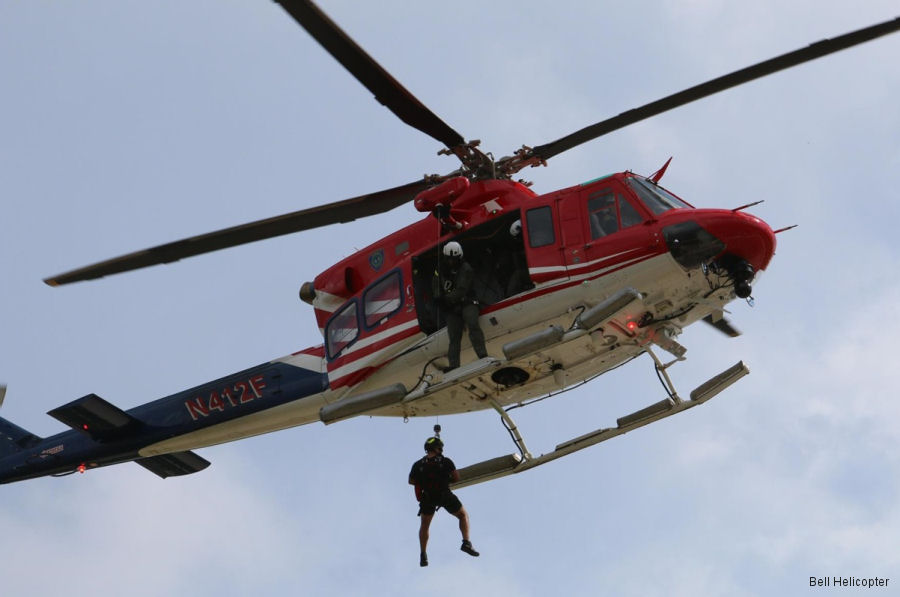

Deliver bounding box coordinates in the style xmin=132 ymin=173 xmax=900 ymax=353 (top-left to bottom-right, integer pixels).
xmin=451 ymin=356 xmax=749 ymax=490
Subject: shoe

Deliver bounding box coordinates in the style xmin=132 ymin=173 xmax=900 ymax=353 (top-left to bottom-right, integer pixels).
xmin=420 ymin=552 xmax=428 ymax=567
xmin=461 ymin=540 xmax=479 ymax=557
xmin=435 ymin=361 xmax=455 ymax=373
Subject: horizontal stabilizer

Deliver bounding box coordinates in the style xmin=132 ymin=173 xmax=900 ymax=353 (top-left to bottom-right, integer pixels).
xmin=135 ymin=451 xmax=211 ymax=479
xmin=48 ymin=393 xmax=139 ymax=441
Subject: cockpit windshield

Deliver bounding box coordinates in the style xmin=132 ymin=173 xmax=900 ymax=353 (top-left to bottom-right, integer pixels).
xmin=627 ymin=177 xmax=692 ymax=215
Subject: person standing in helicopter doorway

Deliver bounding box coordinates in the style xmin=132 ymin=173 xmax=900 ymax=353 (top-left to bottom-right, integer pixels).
xmin=432 ymin=241 xmax=488 ymax=370
xmin=409 ymin=436 xmax=480 ymax=567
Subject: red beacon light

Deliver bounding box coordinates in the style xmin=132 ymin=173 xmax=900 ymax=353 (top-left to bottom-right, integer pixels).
xmin=626 ymin=320 xmax=638 ymax=332
xmin=77 ymin=464 xmax=86 ymax=474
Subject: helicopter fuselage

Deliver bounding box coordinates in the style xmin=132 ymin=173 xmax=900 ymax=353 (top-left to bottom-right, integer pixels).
xmin=303 ymin=171 xmax=773 ymax=416
xmin=0 ymin=171 xmax=775 ymax=484
xmin=6 ymin=1 xmax=899 ymax=490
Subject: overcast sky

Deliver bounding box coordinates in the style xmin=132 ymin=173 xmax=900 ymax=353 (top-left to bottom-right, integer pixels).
xmin=1 ymin=2 xmax=899 ymax=595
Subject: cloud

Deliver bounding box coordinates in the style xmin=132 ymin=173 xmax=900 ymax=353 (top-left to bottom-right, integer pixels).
xmin=0 ymin=462 xmax=317 ymax=597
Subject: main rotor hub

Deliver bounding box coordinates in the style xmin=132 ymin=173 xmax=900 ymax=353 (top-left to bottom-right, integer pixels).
xmin=439 ymin=140 xmax=497 ymax=180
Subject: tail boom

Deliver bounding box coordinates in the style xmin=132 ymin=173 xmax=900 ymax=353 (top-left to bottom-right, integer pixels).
xmin=0 ymin=350 xmax=329 ymax=485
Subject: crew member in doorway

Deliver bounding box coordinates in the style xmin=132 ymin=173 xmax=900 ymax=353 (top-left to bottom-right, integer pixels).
xmin=504 ymin=219 xmax=533 ymax=296
xmin=432 ymin=241 xmax=488 ymax=370
xmin=409 ymin=436 xmax=480 ymax=567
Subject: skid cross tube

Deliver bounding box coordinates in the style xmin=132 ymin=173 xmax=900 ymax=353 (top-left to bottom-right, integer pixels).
xmin=643 ymin=345 xmax=683 ymax=404
xmin=489 ymin=398 xmax=532 ymax=460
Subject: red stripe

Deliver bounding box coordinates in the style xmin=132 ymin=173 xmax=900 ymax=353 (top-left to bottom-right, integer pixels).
xmin=324 ymin=248 xmax=666 ymax=389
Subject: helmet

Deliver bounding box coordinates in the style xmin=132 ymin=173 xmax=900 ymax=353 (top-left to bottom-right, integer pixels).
xmin=442 ymin=241 xmax=463 ymax=258
xmin=509 ymin=219 xmax=522 ymax=237
xmin=424 ymin=436 xmax=444 ymax=452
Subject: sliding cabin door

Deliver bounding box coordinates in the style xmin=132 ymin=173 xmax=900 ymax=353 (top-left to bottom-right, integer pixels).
xmin=522 ymin=202 xmax=568 ymax=286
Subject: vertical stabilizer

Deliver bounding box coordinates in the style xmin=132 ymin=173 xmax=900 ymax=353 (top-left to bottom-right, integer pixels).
xmin=0 ymin=386 xmax=43 ymax=457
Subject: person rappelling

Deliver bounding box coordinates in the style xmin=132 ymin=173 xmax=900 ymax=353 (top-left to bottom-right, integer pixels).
xmin=408 ymin=428 xmax=479 ymax=567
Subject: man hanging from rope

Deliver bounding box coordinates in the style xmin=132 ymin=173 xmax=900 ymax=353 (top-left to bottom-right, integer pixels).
xmin=408 ymin=435 xmax=480 ymax=567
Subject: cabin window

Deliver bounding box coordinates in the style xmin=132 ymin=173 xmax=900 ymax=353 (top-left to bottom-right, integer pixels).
xmin=326 ymin=300 xmax=359 ymax=359
xmin=363 ymin=270 xmax=402 ymax=328
xmin=526 ymin=206 xmax=555 ymax=248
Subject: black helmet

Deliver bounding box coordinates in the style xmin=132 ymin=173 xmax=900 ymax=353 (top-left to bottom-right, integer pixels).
xmin=424 ymin=436 xmax=444 ymax=452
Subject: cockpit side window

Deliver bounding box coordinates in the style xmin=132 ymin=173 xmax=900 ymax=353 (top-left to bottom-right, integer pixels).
xmin=587 ymin=190 xmax=643 ymax=239
xmin=619 ymin=196 xmax=643 ymax=228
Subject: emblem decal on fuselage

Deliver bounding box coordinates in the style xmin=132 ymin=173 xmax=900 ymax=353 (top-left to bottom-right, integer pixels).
xmin=369 ymin=248 xmax=384 ymax=271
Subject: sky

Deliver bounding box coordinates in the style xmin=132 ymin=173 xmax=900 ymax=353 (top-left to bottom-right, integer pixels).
xmin=1 ymin=1 xmax=899 ymax=595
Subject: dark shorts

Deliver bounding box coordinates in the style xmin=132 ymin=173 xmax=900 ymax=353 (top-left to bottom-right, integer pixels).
xmin=418 ymin=489 xmax=463 ymax=516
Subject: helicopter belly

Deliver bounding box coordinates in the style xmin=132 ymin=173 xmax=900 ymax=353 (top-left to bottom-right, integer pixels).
xmin=352 ymin=251 xmax=728 ymax=418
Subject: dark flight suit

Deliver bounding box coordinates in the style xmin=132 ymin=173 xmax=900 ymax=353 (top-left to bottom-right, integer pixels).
xmin=409 ymin=454 xmax=462 ymax=516
xmin=432 ymin=258 xmax=487 ymax=369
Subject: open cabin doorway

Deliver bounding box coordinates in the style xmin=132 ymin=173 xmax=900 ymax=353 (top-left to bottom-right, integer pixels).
xmin=411 ymin=211 xmax=533 ymax=335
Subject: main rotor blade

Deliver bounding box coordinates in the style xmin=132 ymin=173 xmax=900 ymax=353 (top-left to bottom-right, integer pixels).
xmin=530 ymin=16 xmax=900 ymax=162
xmin=275 ymin=0 xmax=466 ymax=150
xmin=44 ymin=180 xmax=429 ymax=286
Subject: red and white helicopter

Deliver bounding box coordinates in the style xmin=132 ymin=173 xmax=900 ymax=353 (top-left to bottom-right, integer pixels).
xmin=1 ymin=2 xmax=897 ymax=486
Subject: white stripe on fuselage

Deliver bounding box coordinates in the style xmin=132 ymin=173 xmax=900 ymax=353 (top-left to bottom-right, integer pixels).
xmin=327 ymin=318 xmax=423 ymax=383
xmin=329 ymin=252 xmax=658 ymax=385
xmin=528 ymin=248 xmax=644 ymax=276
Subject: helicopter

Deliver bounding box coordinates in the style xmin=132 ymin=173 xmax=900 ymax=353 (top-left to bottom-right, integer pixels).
xmin=1 ymin=1 xmax=898 ymax=487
